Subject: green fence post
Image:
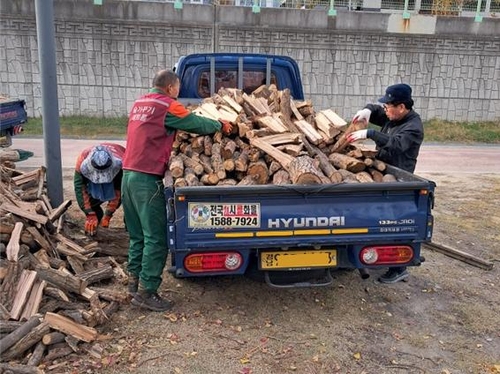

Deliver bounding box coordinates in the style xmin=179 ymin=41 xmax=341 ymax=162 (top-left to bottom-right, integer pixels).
xmin=474 ymin=0 xmax=483 ymax=21
xmin=328 ymin=0 xmax=337 ymax=16
xmin=93 ymin=0 xmax=102 ymax=4
xmin=403 ymin=0 xmax=411 ymax=19
xmin=252 ymin=0 xmax=261 ymax=13
xmin=174 ymin=0 xmax=183 ymax=9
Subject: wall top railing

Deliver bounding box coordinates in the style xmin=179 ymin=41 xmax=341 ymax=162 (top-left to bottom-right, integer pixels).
xmin=119 ymin=0 xmax=500 ymax=20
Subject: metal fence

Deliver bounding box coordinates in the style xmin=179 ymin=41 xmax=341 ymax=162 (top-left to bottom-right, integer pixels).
xmin=129 ymin=0 xmax=500 ymax=17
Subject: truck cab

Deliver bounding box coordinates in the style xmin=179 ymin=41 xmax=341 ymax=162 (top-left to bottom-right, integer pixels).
xmin=174 ymin=53 xmax=304 ymax=106
xmin=0 ymin=97 xmax=27 ymax=147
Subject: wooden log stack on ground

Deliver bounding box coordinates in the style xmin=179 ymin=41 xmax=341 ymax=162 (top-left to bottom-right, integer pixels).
xmin=169 ymin=85 xmax=398 ymax=186
xmin=0 ymin=163 xmax=127 ymax=373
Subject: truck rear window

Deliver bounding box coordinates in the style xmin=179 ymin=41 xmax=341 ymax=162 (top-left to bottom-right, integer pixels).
xmin=197 ymin=70 xmax=277 ymax=98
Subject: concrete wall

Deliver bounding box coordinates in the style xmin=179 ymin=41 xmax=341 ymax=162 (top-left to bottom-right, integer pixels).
xmin=1 ymin=0 xmax=499 ymax=121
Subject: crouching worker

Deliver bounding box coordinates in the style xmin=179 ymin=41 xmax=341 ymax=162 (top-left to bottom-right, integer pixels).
xmin=74 ymin=143 xmax=125 ymax=236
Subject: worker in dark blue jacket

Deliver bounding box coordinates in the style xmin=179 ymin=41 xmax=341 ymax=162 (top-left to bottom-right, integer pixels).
xmin=347 ymin=83 xmax=424 ymax=283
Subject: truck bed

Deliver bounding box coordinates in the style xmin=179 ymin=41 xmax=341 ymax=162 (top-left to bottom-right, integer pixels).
xmin=0 ymin=97 xmax=28 ymax=132
xmin=166 ymin=165 xmax=435 ymax=282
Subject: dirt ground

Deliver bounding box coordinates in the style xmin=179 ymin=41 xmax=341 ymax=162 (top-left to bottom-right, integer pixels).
xmin=49 ymin=170 xmax=500 ymax=374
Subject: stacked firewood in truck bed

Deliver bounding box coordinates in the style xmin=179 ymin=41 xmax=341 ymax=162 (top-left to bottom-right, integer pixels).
xmin=168 ymin=85 xmax=396 ymax=187
xmin=0 ymin=164 xmax=128 ymax=373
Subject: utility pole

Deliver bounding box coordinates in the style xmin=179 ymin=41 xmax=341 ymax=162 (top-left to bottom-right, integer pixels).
xmin=35 ymin=0 xmax=63 ymax=206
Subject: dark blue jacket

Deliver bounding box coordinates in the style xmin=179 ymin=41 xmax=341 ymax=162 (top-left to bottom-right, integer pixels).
xmin=365 ymin=104 xmax=424 ymax=173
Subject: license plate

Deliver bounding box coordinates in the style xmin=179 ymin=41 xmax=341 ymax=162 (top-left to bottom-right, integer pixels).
xmin=260 ymin=250 xmax=337 ymax=270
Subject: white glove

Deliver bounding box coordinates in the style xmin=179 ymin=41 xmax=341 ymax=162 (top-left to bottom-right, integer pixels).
xmin=352 ymin=108 xmax=371 ymax=124
xmin=346 ymin=130 xmax=368 ymax=143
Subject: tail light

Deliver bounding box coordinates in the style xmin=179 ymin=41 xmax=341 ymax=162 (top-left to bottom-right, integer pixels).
xmin=184 ymin=252 xmax=243 ymax=273
xmin=359 ymin=245 xmax=413 ymax=265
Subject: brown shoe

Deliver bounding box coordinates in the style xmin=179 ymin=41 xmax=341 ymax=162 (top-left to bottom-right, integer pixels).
xmin=131 ymin=290 xmax=173 ymax=312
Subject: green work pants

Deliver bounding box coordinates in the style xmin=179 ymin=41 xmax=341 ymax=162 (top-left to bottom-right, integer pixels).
xmin=121 ymin=170 xmax=168 ymax=293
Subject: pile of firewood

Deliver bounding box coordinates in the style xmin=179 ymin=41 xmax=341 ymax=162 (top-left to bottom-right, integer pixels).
xmin=168 ymin=85 xmax=397 ymax=187
xmin=0 ymin=162 xmax=128 ymax=373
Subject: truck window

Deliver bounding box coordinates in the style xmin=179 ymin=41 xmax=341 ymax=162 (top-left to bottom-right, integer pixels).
xmin=197 ymin=70 xmax=278 ymax=98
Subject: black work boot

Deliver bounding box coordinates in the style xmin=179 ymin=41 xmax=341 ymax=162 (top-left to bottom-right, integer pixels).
xmin=131 ymin=289 xmax=173 ymax=312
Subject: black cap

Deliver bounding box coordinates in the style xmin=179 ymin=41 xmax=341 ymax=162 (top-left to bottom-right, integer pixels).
xmin=378 ymin=83 xmax=412 ymax=104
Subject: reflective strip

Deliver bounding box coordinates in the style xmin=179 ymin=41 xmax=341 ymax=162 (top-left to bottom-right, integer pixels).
xmin=294 ymin=229 xmax=331 ymax=235
xmin=255 ymin=231 xmax=293 ymax=237
xmin=215 ymin=232 xmax=254 ymax=238
xmin=332 ymin=228 xmax=369 ymax=234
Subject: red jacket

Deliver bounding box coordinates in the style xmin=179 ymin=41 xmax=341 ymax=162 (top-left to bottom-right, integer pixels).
xmin=123 ymin=93 xmax=176 ymax=176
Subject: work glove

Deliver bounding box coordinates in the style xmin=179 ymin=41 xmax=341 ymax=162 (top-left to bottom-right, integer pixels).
xmin=346 ymin=129 xmax=369 ymax=143
xmin=219 ymin=120 xmax=233 ymax=135
xmin=352 ymin=108 xmax=372 ymax=124
xmin=100 ymin=214 xmax=112 ymax=228
xmin=85 ymin=213 xmax=98 ymax=236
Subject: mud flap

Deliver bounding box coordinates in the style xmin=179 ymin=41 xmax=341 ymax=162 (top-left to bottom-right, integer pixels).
xmin=264 ymin=269 xmax=333 ymax=288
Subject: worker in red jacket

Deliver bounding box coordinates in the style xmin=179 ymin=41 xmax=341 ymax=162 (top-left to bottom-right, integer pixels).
xmin=122 ymin=69 xmax=232 ymax=312
xmin=74 ymin=143 xmax=125 ymax=236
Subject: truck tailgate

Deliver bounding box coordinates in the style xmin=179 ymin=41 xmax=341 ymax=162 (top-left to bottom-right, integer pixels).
xmin=167 ymin=168 xmax=435 ymax=251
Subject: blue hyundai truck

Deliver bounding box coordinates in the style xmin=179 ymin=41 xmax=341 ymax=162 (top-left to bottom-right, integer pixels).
xmin=0 ymin=97 xmax=28 ymax=147
xmin=169 ymin=53 xmax=435 ymax=287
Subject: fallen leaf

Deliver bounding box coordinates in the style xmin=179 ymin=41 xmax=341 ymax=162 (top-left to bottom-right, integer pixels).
xmin=240 ymin=357 xmax=250 ymax=364
xmin=165 ymin=313 xmax=178 ymax=322
xmin=312 ymin=354 xmax=320 ymax=362
xmin=238 ymin=367 xmax=252 ymax=374
xmin=353 ymin=352 xmax=361 ymax=360
xmin=174 ymin=367 xmax=182 ymax=373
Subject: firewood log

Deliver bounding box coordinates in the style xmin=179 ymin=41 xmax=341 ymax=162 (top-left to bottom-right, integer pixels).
xmin=288 ymin=156 xmax=324 ymax=185
xmin=179 ymin=154 xmax=204 ymax=176
xmin=355 ymin=171 xmax=374 ymax=183
xmin=26 ymin=340 xmax=46 ymax=366
xmin=203 ymin=135 xmax=213 ymax=156
xmin=1 ymin=321 xmax=50 ymax=361
xmin=169 ymin=155 xmax=184 ymax=178
xmin=330 ymin=120 xmax=367 ymax=154
xmin=247 ymin=160 xmax=269 ymax=185
xmin=382 ymin=174 xmax=397 ymax=182
xmin=272 ymin=170 xmax=291 ymax=185
xmin=211 ymin=143 xmax=226 ymax=180
xmin=328 ymin=153 xmax=366 ymax=173
xmin=184 ymin=168 xmax=202 ymax=187
xmin=368 ymin=168 xmax=384 ymax=182
xmin=0 ymin=315 xmax=42 ymax=356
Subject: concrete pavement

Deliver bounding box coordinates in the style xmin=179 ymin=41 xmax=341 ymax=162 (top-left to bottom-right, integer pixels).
xmin=9 ymin=137 xmax=500 ymax=174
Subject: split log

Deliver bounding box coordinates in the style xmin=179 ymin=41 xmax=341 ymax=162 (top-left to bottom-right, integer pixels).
xmin=338 ymin=169 xmax=359 ymax=183
xmin=19 ymin=279 xmax=46 ymax=321
xmin=330 ymin=120 xmax=367 ymax=154
xmin=0 ymin=203 xmax=48 ymax=225
xmin=294 ymin=120 xmax=323 ymax=145
xmin=222 ymin=140 xmax=237 ymax=160
xmin=10 ymin=270 xmax=37 ymax=320
xmin=6 ymin=222 xmax=23 ymax=261
xmin=249 ymin=138 xmax=294 ymax=170
xmin=44 ymin=312 xmax=98 ymax=343
xmin=48 ymin=199 xmax=72 ymax=222
xmin=288 ymin=156 xmax=324 ymax=185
